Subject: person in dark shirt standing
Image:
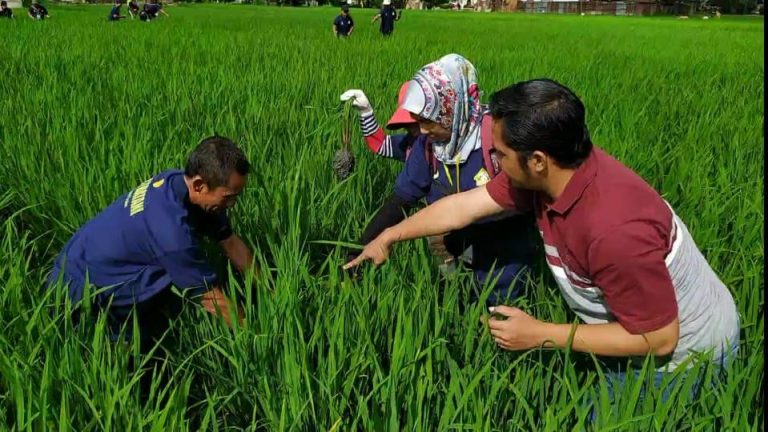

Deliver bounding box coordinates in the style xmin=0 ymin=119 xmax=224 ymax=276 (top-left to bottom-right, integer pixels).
xmin=333 ymin=4 xmax=354 ymax=38
xmin=108 ymin=1 xmax=126 ymax=21
xmin=372 ymin=0 xmax=400 ymax=36
xmin=0 ymin=1 xmax=13 ymax=18
xmin=28 ymin=1 xmax=48 ymax=20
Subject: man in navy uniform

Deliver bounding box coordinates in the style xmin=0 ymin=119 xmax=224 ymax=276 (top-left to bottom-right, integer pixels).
xmin=0 ymin=1 xmax=14 ymax=19
xmin=143 ymin=0 xmax=167 ymax=20
xmin=372 ymin=0 xmax=400 ymax=36
xmin=108 ymin=0 xmax=127 ymax=21
xmin=333 ymin=4 xmax=354 ymax=38
xmin=27 ymin=1 xmax=49 ymax=20
xmin=47 ymin=136 xmax=255 ymax=347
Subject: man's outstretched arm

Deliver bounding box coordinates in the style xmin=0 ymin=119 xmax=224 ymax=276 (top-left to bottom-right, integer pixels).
xmin=344 ymin=185 xmax=505 ymax=269
xmin=220 ymin=234 xmax=256 ymax=275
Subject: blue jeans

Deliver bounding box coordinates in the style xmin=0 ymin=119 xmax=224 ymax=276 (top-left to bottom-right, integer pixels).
xmin=481 ymin=265 xmax=531 ymax=307
xmin=588 ymin=342 xmax=739 ymax=423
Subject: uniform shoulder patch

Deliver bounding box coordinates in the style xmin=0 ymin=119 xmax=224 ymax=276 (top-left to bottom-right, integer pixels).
xmin=474 ymin=168 xmax=490 ymax=186
xmin=152 ymin=178 xmax=165 ymax=188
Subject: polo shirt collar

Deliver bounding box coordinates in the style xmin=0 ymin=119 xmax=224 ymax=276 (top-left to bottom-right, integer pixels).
xmin=547 ymin=148 xmax=598 ymax=215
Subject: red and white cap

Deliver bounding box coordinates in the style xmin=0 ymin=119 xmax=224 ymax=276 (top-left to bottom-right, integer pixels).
xmin=386 ymin=81 xmax=417 ymax=130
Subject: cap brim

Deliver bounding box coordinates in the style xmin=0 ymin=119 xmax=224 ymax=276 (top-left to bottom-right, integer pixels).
xmin=386 ymin=108 xmax=416 ymax=130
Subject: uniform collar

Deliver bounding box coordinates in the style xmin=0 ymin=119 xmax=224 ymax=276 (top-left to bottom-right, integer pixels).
xmin=168 ymin=170 xmax=190 ymax=204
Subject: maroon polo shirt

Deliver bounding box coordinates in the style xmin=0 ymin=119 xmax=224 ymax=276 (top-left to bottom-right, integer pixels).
xmin=485 ymin=147 xmax=679 ymax=334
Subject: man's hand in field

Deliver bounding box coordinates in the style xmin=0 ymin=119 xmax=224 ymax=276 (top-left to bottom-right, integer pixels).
xmin=486 ymin=305 xmax=681 ymax=357
xmin=201 ymin=287 xmax=244 ymax=328
xmin=343 ymin=229 xmax=394 ymax=270
xmin=486 ymin=306 xmax=546 ymax=351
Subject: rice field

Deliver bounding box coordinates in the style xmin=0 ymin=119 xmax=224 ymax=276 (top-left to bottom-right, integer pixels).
xmin=0 ymin=5 xmax=763 ymax=430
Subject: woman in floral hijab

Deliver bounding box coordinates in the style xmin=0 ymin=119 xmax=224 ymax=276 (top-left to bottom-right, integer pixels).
xmin=401 ymin=53 xmax=484 ymax=166
xmin=347 ymin=53 xmax=537 ymax=307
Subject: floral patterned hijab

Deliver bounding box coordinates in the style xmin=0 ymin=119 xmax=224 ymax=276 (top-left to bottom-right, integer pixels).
xmin=400 ymin=53 xmax=483 ymax=165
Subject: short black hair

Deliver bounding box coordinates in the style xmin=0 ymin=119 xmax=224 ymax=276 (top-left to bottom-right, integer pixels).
xmin=489 ymin=79 xmax=593 ymax=169
xmin=1 ymin=1 xmax=7 ymax=7
xmin=184 ymin=136 xmax=250 ymax=189
xmin=341 ymin=4 xmax=349 ymax=12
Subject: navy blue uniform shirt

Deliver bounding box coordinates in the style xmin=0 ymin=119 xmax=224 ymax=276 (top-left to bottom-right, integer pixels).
xmin=29 ymin=4 xmax=47 ymax=18
xmin=47 ymin=170 xmax=232 ymax=307
xmin=108 ymin=6 xmax=120 ymax=20
xmin=334 ymin=14 xmax=353 ymax=36
xmin=394 ymin=136 xmax=536 ymax=300
xmin=144 ymin=3 xmax=160 ymax=15
xmin=379 ymin=6 xmax=397 ymax=34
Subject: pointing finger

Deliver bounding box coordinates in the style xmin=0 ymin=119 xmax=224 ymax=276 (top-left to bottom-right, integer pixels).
xmin=342 ymin=254 xmax=367 ymax=270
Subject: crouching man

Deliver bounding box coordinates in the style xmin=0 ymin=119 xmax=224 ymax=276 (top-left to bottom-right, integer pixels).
xmin=48 ymin=136 xmax=256 ymax=347
xmin=345 ymin=79 xmax=740 ymax=402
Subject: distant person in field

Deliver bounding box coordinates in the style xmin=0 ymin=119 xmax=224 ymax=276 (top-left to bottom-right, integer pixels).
xmin=143 ymin=0 xmax=167 ymax=19
xmin=28 ymin=1 xmax=48 ymax=20
xmin=108 ymin=1 xmax=127 ymax=21
xmin=127 ymin=0 xmax=140 ymax=18
xmin=345 ymin=79 xmax=740 ymax=402
xmin=333 ymin=5 xmax=354 ymax=38
xmin=0 ymin=1 xmax=13 ymax=18
xmin=47 ymin=136 xmax=255 ymax=348
xmin=343 ymin=54 xmax=538 ymax=307
xmin=372 ymin=0 xmax=400 ymax=36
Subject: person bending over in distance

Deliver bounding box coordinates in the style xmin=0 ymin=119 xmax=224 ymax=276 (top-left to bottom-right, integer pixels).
xmin=28 ymin=1 xmax=49 ymax=20
xmin=127 ymin=0 xmax=140 ymax=18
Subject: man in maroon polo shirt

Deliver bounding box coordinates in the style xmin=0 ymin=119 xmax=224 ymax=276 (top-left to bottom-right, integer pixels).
xmin=344 ymin=79 xmax=739 ymax=385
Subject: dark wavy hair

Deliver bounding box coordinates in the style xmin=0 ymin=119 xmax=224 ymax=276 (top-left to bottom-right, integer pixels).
xmin=489 ymin=79 xmax=593 ymax=169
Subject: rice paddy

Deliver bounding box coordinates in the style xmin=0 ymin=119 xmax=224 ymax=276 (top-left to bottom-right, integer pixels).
xmin=0 ymin=5 xmax=763 ymax=430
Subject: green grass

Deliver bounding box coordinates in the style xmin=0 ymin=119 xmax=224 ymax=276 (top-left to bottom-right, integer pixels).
xmin=0 ymin=5 xmax=763 ymax=430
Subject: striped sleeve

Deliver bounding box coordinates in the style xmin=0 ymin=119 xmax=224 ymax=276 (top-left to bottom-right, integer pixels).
xmin=361 ymin=112 xmax=387 ymax=155
xmin=361 ymin=112 xmax=412 ymax=162
xmin=360 ymin=111 xmax=380 ymax=136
